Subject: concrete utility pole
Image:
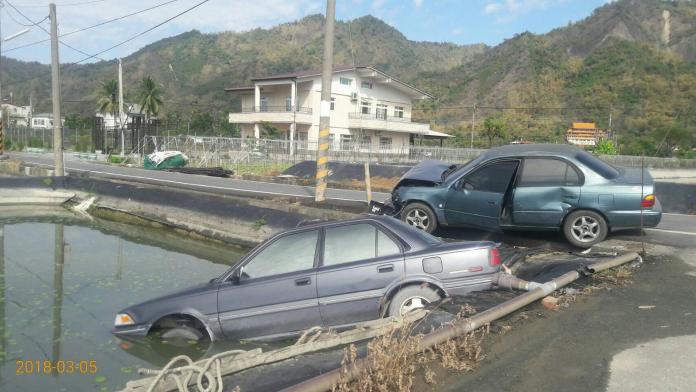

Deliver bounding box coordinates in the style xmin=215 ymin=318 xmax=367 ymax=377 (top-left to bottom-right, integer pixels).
xmin=50 ymin=3 xmax=64 ymax=176
xmin=315 ymin=0 xmax=335 ymax=202
xmin=470 ymin=104 xmax=476 ymax=150
xmin=0 ymin=1 xmax=6 ymax=161
xmin=118 ymin=58 xmax=125 ymax=156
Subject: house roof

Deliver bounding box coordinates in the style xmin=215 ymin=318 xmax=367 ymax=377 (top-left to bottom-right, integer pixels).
xmin=423 ymin=130 xmax=454 ymax=138
xmin=225 ymin=65 xmax=434 ymax=99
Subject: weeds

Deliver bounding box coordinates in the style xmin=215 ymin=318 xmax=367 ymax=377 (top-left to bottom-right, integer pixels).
xmin=332 ymin=307 xmax=488 ymax=392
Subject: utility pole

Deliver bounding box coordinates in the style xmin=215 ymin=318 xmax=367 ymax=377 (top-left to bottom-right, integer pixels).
xmin=0 ymin=0 xmax=6 ymax=161
xmin=315 ymin=0 xmax=335 ymax=202
xmin=470 ymin=104 xmax=476 ymax=150
xmin=50 ymin=3 xmax=64 ymax=176
xmin=118 ymin=58 xmax=124 ymax=156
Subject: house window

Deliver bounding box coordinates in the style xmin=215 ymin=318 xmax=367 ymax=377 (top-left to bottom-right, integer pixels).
xmin=340 ymin=77 xmax=352 ymax=86
xmin=361 ymin=81 xmax=373 ymax=89
xmin=394 ymin=106 xmax=404 ymax=119
xmin=328 ymin=134 xmax=335 ymax=149
xmin=330 ymin=97 xmax=335 ymax=110
xmin=361 ymin=135 xmax=372 ymax=148
xmin=361 ymin=100 xmax=371 ymax=114
xmin=298 ymin=131 xmax=308 ymax=141
xmin=260 ymin=97 xmax=268 ymax=112
xmin=285 ymin=96 xmax=292 ymax=112
xmin=379 ymin=137 xmax=392 ymax=150
xmin=376 ymin=104 xmax=387 ymax=120
xmin=340 ymin=134 xmax=353 ymax=150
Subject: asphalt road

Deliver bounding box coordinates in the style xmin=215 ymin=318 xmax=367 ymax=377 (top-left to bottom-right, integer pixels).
xmin=10 ymin=151 xmax=696 ymax=248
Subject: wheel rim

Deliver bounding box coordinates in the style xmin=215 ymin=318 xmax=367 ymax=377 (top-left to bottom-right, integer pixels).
xmin=399 ymin=296 xmax=429 ymax=317
xmin=570 ymin=215 xmax=600 ymax=243
xmin=405 ymin=209 xmax=430 ymax=231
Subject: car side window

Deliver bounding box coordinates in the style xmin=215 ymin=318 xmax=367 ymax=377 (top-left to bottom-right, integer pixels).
xmin=243 ymin=230 xmax=318 ymax=279
xmin=324 ymin=224 xmax=400 ymax=266
xmin=462 ymin=161 xmax=518 ymax=193
xmin=519 ymin=158 xmax=581 ymax=187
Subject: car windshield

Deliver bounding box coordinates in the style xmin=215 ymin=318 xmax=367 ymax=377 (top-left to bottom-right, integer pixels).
xmin=447 ymin=154 xmax=486 ymax=180
xmin=576 ymin=150 xmax=620 ymax=179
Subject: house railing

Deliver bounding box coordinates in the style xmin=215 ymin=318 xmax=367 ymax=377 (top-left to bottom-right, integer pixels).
xmin=234 ymin=106 xmax=313 ymax=114
xmin=348 ymin=112 xmax=426 ymax=123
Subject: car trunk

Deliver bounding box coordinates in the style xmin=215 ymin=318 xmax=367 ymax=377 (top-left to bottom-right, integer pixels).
xmin=613 ymin=167 xmax=654 ymax=186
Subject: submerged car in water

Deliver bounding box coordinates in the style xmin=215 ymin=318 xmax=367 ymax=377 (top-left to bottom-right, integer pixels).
xmin=113 ymin=216 xmax=499 ymax=342
xmin=390 ymin=144 xmax=661 ymax=248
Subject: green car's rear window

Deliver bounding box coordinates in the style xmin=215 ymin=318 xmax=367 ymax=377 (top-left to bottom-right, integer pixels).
xmin=576 ymin=151 xmax=620 ymax=179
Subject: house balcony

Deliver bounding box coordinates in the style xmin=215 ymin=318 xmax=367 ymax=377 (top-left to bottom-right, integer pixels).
xmin=228 ymin=106 xmax=313 ymax=125
xmin=347 ymin=112 xmax=430 ymax=134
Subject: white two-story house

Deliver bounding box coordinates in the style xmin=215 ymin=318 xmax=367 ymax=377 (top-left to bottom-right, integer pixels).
xmin=226 ymin=65 xmax=448 ymax=152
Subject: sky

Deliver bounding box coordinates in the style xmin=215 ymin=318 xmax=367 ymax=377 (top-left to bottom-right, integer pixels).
xmin=0 ymin=0 xmax=615 ymax=64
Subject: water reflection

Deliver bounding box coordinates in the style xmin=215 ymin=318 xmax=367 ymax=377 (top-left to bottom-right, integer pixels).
xmin=0 ymin=219 xmax=248 ymax=391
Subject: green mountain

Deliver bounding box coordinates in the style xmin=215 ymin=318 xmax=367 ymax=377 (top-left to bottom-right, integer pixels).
xmin=2 ymin=0 xmax=695 ymax=156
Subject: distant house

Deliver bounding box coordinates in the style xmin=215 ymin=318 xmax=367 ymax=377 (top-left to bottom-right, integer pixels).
xmin=566 ymin=122 xmax=607 ymax=147
xmin=31 ymin=113 xmax=64 ymax=130
xmin=1 ymin=103 xmax=32 ymax=127
xmin=225 ymin=65 xmax=450 ymax=152
xmin=96 ymin=103 xmax=145 ymax=128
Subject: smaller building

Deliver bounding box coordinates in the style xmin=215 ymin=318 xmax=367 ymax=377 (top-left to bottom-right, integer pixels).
xmin=96 ymin=103 xmax=145 ymax=128
xmin=1 ymin=103 xmax=32 ymax=127
xmin=31 ymin=113 xmax=64 ymax=130
xmin=566 ymin=122 xmax=606 ymax=147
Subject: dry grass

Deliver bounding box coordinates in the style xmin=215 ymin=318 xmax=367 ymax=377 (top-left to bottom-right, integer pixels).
xmin=332 ymin=307 xmax=488 ymax=392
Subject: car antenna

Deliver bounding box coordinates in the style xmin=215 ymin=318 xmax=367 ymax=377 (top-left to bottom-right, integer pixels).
xmin=640 ymin=153 xmax=646 ymax=257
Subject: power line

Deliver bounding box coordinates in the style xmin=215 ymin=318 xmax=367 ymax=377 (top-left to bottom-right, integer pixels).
xmin=4 ymin=0 xmax=181 ymax=54
xmin=72 ymin=0 xmax=210 ymax=64
xmin=10 ymin=0 xmax=107 ymax=8
xmin=2 ymin=0 xmax=208 ymax=88
xmin=5 ymin=6 xmax=48 ymax=26
xmin=5 ymin=0 xmax=106 ymax=60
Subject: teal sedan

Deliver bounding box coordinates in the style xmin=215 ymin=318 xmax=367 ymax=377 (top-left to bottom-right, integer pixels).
xmin=389 ymin=144 xmax=661 ymax=248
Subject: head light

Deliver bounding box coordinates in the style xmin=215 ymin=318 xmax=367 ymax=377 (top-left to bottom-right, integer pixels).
xmin=114 ymin=313 xmax=135 ymax=327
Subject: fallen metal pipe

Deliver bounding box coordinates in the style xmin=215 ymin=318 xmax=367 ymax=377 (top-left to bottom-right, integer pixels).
xmin=493 ymin=273 xmax=542 ymax=291
xmin=280 ymin=252 xmax=640 ymax=392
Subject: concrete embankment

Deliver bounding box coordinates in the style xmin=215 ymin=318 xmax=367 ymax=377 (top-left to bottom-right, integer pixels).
xmin=0 ymin=173 xmax=361 ymax=247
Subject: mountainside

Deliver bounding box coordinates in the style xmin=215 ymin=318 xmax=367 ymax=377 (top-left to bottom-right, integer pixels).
xmin=417 ymin=0 xmax=696 ymax=155
xmin=1 ymin=14 xmax=484 ymax=116
xmin=2 ymin=0 xmax=695 ymax=155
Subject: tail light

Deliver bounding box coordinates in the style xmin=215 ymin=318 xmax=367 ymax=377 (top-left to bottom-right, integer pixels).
xmin=641 ymin=194 xmax=655 ymax=208
xmin=489 ymin=248 xmax=501 ymax=267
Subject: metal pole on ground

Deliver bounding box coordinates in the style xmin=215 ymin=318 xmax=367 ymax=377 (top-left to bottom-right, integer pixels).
xmin=118 ymin=58 xmax=125 ymax=157
xmin=50 ymin=3 xmax=64 ymax=176
xmin=314 ymin=0 xmax=335 ymax=202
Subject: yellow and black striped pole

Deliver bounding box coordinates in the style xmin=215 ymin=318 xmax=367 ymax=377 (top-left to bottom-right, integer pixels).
xmin=315 ymin=0 xmax=335 ymax=202
xmin=0 ymin=109 xmax=6 ymax=160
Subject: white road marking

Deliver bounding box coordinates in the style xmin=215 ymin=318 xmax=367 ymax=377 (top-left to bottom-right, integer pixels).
xmin=22 ymin=158 xmax=372 ymax=203
xmin=645 ymin=228 xmax=696 ymax=236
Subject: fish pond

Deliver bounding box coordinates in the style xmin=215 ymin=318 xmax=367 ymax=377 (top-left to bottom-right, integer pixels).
xmin=0 ymin=217 xmax=254 ymax=391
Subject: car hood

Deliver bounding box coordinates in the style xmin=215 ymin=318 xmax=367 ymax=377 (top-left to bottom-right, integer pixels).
xmin=118 ymin=281 xmax=219 ymax=322
xmin=395 ymin=160 xmax=452 ymax=188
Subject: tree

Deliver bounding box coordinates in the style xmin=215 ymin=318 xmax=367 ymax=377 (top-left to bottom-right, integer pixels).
xmin=594 ymin=139 xmax=618 ymax=155
xmin=96 ymin=79 xmax=119 ymax=120
xmin=137 ymin=76 xmax=164 ymax=125
xmin=481 ymin=116 xmax=507 ymax=147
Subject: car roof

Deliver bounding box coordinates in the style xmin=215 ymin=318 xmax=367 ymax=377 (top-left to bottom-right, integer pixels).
xmin=293 ymin=215 xmax=439 ymax=252
xmin=482 ymin=144 xmax=582 ymax=159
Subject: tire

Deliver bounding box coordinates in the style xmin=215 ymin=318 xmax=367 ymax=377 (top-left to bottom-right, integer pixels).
xmin=161 ymin=326 xmax=205 ymax=341
xmin=387 ymin=286 xmax=441 ymax=318
xmin=563 ymin=210 xmax=608 ymax=248
xmin=401 ymin=202 xmax=438 ymax=234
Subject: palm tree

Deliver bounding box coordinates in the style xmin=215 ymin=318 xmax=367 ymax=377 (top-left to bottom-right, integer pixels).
xmin=137 ymin=76 xmax=163 ymax=126
xmin=97 ymin=79 xmax=119 ymax=122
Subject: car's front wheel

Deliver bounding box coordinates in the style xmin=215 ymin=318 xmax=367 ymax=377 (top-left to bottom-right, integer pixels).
xmin=401 ymin=202 xmax=438 ymax=234
xmin=387 ymin=286 xmax=441 ymax=318
xmin=563 ymin=210 xmax=608 ymax=248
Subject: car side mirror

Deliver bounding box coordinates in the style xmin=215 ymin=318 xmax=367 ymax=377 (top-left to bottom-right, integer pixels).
xmin=231 ymin=266 xmax=244 ymax=284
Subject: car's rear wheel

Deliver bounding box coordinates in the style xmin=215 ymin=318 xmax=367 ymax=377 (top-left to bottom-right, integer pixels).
xmin=401 ymin=202 xmax=437 ymax=234
xmin=387 ymin=286 xmax=441 ymax=318
xmin=563 ymin=210 xmax=608 ymax=248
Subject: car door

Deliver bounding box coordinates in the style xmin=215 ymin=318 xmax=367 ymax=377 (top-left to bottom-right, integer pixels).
xmin=444 ymin=160 xmax=520 ymax=231
xmin=216 ymin=229 xmax=323 ymax=340
xmin=511 ymin=158 xmax=582 ymax=227
xmin=316 ymin=222 xmax=405 ymax=327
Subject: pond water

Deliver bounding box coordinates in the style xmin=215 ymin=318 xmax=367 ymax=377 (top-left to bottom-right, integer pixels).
xmin=0 ymin=218 xmax=252 ymax=391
